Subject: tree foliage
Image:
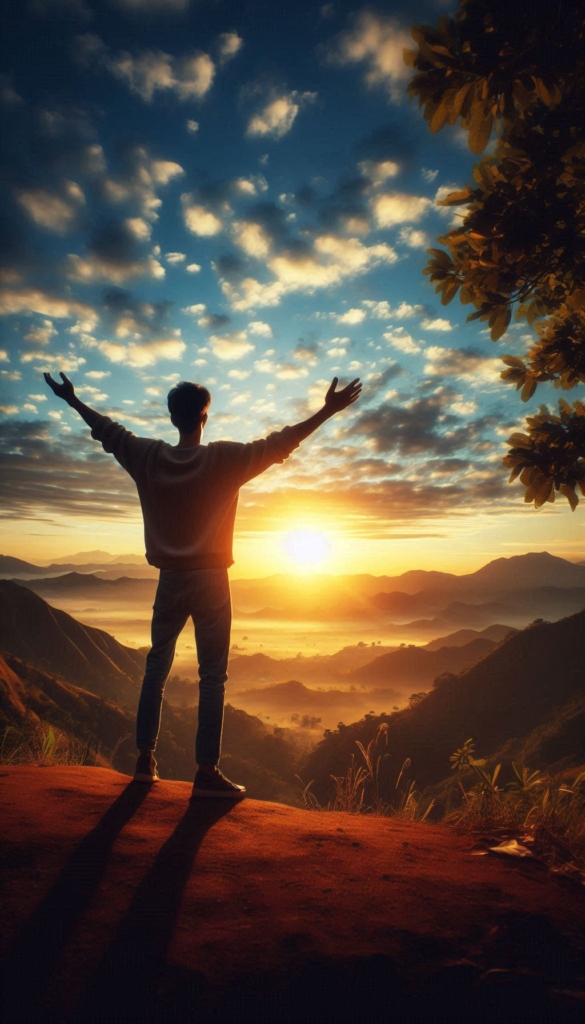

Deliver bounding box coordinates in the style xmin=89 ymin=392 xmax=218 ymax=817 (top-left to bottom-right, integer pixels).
xmin=405 ymin=0 xmax=585 ymax=508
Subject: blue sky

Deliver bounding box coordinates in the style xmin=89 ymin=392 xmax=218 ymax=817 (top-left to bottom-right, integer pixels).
xmin=0 ymin=0 xmax=581 ymax=572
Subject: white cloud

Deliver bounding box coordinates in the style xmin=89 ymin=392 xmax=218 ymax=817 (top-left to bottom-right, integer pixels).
xmin=108 ymin=46 xmax=215 ymax=103
xmin=372 ymin=192 xmax=432 ymax=228
xmin=246 ymin=90 xmax=316 ymax=140
xmin=253 ymin=358 xmax=308 ymax=379
xmin=165 ymin=251 xmax=186 ymax=264
xmin=424 ymin=346 xmax=502 ymax=383
xmin=125 ymin=217 xmax=152 ymax=241
xmin=335 ymin=307 xmax=366 ymax=325
xmin=217 ymin=31 xmax=243 ymax=64
xmin=398 ymin=227 xmax=429 ymax=249
xmin=0 ymin=350 xmax=8 ymax=361
xmin=24 ymin=319 xmax=58 ymax=345
xmin=232 ymin=220 xmax=271 ymax=257
xmin=0 ymin=405 xmax=19 ymax=415
xmin=16 ymin=181 xmax=85 ymax=233
xmin=97 ymin=334 xmax=186 ymax=368
xmin=20 ymin=350 xmax=87 ymax=371
xmin=383 ymin=328 xmax=421 ymax=354
xmin=247 ymin=320 xmax=273 ymax=337
xmin=394 ymin=302 xmax=424 ymax=319
xmin=422 ymin=168 xmax=439 ymax=184
xmin=222 ymin=234 xmax=398 ymax=310
xmin=228 ymin=368 xmax=250 ymax=379
xmin=362 ymin=299 xmax=392 ymax=320
xmin=186 ymin=262 xmax=201 ymax=273
xmin=85 ymin=370 xmax=110 ymax=379
xmin=451 ymin=399 xmax=478 ymax=416
xmin=209 ymin=331 xmax=254 ymax=361
xmin=182 ymin=303 xmax=206 ymax=316
xmin=0 ymin=287 xmax=96 ymax=321
xmin=329 ymin=11 xmax=412 ymax=101
xmin=65 ymin=252 xmax=165 ymax=284
xmin=421 ymin=317 xmax=453 ymax=331
xmin=327 ymin=345 xmax=347 ymax=357
xmin=186 ymin=119 xmax=199 ymax=133
xmin=102 ymin=146 xmax=184 ymax=221
xmin=181 ymin=197 xmax=223 ymax=236
xmin=358 ymin=159 xmax=400 ymax=184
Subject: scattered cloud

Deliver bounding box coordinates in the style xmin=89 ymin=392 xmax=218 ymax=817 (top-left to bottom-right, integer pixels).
xmin=421 ymin=317 xmax=453 ymax=331
xmin=186 ymin=119 xmax=199 ymax=133
xmin=398 ymin=226 xmax=429 ymax=249
xmin=423 ymin=346 xmax=502 ymax=383
xmin=78 ymin=34 xmax=216 ymax=103
xmin=335 ymin=307 xmax=366 ymax=325
xmin=186 ymin=262 xmax=201 ymax=273
xmin=181 ymin=197 xmax=224 ymax=236
xmin=96 ymin=334 xmax=186 ymax=367
xmin=328 ymin=11 xmax=412 ymax=102
xmin=246 ymin=89 xmax=316 ymax=140
xmin=209 ymin=330 xmax=254 ymax=361
xmin=217 ymin=31 xmax=243 ymax=65
xmin=358 ymin=159 xmax=400 ymax=184
xmin=371 ymin=192 xmax=432 ymax=228
xmin=23 ymin=320 xmax=58 ymax=345
xmin=383 ymin=328 xmax=421 ymax=354
xmin=421 ymin=168 xmax=439 ymax=184
xmin=16 ymin=181 xmax=85 ymax=234
xmin=165 ymin=251 xmax=186 ymax=264
xmin=362 ymin=299 xmax=392 ymax=320
xmin=247 ymin=320 xmax=273 ymax=337
xmin=0 ymin=287 xmax=96 ymax=321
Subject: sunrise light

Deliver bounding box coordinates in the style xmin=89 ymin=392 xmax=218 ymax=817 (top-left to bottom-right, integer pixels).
xmin=282 ymin=529 xmax=332 ymax=571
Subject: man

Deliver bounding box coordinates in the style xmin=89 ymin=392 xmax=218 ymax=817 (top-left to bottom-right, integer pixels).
xmin=44 ymin=370 xmax=362 ymax=799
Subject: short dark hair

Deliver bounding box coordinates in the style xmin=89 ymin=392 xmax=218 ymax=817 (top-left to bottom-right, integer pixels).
xmin=167 ymin=381 xmax=211 ymax=433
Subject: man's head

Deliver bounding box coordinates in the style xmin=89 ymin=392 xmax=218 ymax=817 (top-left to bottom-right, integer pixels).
xmin=167 ymin=381 xmax=211 ymax=434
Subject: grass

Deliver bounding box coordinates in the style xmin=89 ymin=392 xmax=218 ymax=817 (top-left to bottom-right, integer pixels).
xmin=448 ymin=738 xmax=585 ymax=874
xmin=296 ymin=723 xmax=434 ymax=821
xmin=0 ymin=721 xmax=131 ymax=770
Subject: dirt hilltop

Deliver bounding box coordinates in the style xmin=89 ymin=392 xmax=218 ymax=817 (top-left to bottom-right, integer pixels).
xmin=1 ymin=767 xmax=584 ymax=1023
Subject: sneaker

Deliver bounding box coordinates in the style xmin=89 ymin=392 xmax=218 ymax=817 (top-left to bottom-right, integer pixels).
xmin=133 ymin=754 xmax=160 ymax=783
xmin=191 ymin=767 xmax=246 ymax=800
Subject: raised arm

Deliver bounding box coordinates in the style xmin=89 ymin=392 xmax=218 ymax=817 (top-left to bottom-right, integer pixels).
xmin=44 ymin=372 xmax=101 ymax=430
xmin=287 ymin=377 xmax=362 ymax=444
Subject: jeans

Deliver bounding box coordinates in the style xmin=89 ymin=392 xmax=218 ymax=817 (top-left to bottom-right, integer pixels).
xmin=136 ymin=567 xmax=232 ymax=766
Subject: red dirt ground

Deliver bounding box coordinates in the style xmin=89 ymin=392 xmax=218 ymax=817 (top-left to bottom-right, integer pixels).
xmin=1 ymin=766 xmax=584 ymax=1023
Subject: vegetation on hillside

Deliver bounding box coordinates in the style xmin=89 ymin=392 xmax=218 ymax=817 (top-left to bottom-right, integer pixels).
xmin=405 ymin=0 xmax=585 ymax=508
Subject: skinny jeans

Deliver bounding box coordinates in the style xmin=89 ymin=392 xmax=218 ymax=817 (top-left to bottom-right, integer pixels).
xmin=136 ymin=567 xmax=231 ymax=766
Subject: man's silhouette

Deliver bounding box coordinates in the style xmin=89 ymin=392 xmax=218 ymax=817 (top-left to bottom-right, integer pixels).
xmin=45 ymin=371 xmax=362 ymax=798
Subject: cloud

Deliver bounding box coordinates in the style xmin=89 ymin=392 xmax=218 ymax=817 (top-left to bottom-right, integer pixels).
xmin=254 ymin=358 xmax=308 ymax=380
xmin=198 ymin=313 xmax=231 ymax=330
xmin=335 ymin=307 xmax=366 ymax=325
xmin=0 ymin=286 xmax=96 ymax=321
xmin=222 ymin=234 xmax=398 ymax=310
xmin=65 ymin=220 xmax=165 ymax=283
xmin=23 ymin=320 xmax=58 ymax=345
xmin=232 ymin=220 xmax=272 ymax=257
xmin=78 ymin=34 xmax=216 ymax=103
xmin=217 ymin=31 xmax=243 ymax=65
xmin=186 ymin=262 xmax=201 ymax=273
xmin=96 ymin=334 xmax=185 ymax=367
xmin=181 ymin=198 xmax=224 ymax=236
xmin=357 ymin=159 xmax=400 ymax=184
xmin=398 ymin=226 xmax=429 ymax=249
xmin=421 ymin=318 xmax=453 ymax=331
xmin=16 ymin=181 xmax=85 ymax=234
xmin=348 ymin=393 xmax=475 ymax=458
xmin=186 ymin=119 xmax=199 ymax=133
xmin=165 ymin=251 xmax=186 ymax=264
xmin=362 ymin=299 xmax=392 ymax=320
xmin=101 ymin=145 xmax=184 ymax=221
xmin=293 ymin=341 xmax=320 ymax=365
xmin=247 ymin=320 xmax=273 ymax=337
xmin=182 ymin=303 xmax=206 ymax=316
xmin=246 ymin=90 xmax=316 ymax=140
xmin=209 ymin=331 xmax=254 ymax=361
xmin=422 ymin=168 xmax=439 ymax=184
xmin=328 ymin=11 xmax=412 ymax=101
xmin=394 ymin=302 xmax=424 ymax=319
xmin=371 ymin=192 xmax=432 ymax=228
xmin=383 ymin=328 xmax=421 ymax=354
xmin=423 ymin=346 xmax=503 ymax=383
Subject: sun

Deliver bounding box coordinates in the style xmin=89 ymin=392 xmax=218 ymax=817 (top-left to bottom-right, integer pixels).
xmin=282 ymin=529 xmax=332 ymax=571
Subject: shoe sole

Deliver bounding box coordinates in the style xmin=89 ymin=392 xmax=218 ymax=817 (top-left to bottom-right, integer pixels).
xmin=191 ymin=789 xmax=246 ymax=799
xmin=133 ymin=773 xmax=160 ymax=782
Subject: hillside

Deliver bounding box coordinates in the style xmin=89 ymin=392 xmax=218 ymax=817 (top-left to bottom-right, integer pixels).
xmin=1 ymin=767 xmax=584 ymax=1024
xmin=0 ymin=581 xmax=144 ymax=702
xmin=347 ymin=637 xmax=496 ymax=687
xmin=302 ymin=610 xmax=585 ymax=802
xmin=424 ymin=624 xmax=517 ymax=651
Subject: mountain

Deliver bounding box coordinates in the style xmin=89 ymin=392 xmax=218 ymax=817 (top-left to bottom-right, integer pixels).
xmin=347 ymin=638 xmax=496 ymax=688
xmin=424 ymin=624 xmax=517 ymax=651
xmin=50 ymin=550 xmax=116 ymax=564
xmin=0 ymin=581 xmax=144 ymax=703
xmin=462 ymin=551 xmax=585 ymax=591
xmin=0 ymin=554 xmax=43 ymax=575
xmin=301 ymin=610 xmax=585 ymax=803
xmin=14 ymin=573 xmax=157 ymax=602
xmin=234 ymin=678 xmax=403 ymax=719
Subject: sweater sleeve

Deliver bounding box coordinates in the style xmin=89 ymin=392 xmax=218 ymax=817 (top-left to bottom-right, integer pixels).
xmin=214 ymin=426 xmax=300 ymax=485
xmin=90 ymin=414 xmax=156 ymax=479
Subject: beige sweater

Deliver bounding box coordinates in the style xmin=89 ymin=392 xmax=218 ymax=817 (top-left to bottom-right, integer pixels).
xmin=91 ymin=414 xmax=300 ymax=569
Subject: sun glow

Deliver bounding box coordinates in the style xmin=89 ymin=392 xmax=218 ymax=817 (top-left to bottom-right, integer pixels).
xmin=282 ymin=529 xmax=332 ymax=571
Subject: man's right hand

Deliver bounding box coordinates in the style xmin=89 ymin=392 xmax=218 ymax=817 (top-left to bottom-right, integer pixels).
xmin=44 ymin=371 xmax=76 ymax=404
xmin=324 ymin=377 xmax=362 ymax=415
